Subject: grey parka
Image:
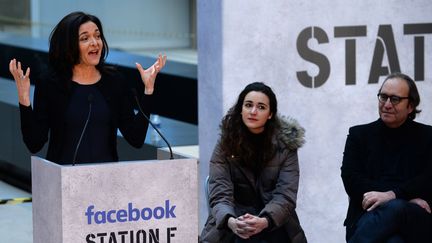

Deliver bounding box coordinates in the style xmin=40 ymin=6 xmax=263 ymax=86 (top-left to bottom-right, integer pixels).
xmin=200 ymin=117 xmax=307 ymax=243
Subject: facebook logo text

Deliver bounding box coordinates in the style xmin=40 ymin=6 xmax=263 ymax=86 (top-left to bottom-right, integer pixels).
xmin=85 ymin=200 xmax=176 ymax=224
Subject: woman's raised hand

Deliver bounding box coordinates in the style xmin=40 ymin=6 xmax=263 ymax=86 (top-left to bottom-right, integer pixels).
xmin=9 ymin=59 xmax=31 ymax=106
xmin=135 ymin=54 xmax=167 ymax=95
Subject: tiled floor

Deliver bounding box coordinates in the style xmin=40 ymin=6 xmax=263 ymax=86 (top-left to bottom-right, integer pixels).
xmin=0 ymin=180 xmax=32 ymax=243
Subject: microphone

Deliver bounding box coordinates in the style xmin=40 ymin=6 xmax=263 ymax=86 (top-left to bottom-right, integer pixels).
xmin=72 ymin=94 xmax=93 ymax=166
xmin=131 ymin=88 xmax=174 ymax=160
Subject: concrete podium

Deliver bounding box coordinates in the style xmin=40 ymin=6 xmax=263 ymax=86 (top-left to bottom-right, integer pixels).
xmin=31 ymin=156 xmax=198 ymax=243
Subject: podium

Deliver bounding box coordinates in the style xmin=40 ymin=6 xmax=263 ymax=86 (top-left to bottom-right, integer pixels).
xmin=31 ymin=156 xmax=198 ymax=243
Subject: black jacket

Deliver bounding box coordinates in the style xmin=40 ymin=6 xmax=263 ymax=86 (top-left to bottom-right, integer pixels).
xmin=341 ymin=119 xmax=432 ymax=229
xmin=19 ymin=68 xmax=151 ymax=164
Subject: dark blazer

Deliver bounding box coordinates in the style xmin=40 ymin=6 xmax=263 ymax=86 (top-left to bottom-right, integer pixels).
xmin=200 ymin=117 xmax=308 ymax=243
xmin=341 ymin=119 xmax=432 ymax=229
xmin=19 ymin=68 xmax=151 ymax=164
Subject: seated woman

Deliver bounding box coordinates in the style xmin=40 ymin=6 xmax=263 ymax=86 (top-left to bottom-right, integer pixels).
xmin=200 ymin=82 xmax=307 ymax=243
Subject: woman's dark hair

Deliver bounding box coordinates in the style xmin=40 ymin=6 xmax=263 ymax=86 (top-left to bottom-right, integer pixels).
xmin=48 ymin=11 xmax=109 ymax=80
xmin=219 ymin=82 xmax=279 ymax=165
xmin=379 ymin=72 xmax=421 ymax=120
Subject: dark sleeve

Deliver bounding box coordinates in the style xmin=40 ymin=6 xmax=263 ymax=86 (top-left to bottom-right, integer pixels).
xmin=340 ymin=126 xmax=387 ymax=200
xmin=396 ymin=165 xmax=432 ymax=200
xmin=19 ymin=80 xmax=49 ymax=153
xmin=396 ymin=127 xmax=432 ymax=200
xmin=261 ymin=213 xmax=274 ymax=230
xmin=208 ymin=142 xmax=236 ymax=229
xmin=117 ymin=80 xmax=152 ymax=148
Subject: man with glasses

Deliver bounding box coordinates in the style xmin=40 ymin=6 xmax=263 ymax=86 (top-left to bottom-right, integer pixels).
xmin=341 ymin=73 xmax=432 ymax=242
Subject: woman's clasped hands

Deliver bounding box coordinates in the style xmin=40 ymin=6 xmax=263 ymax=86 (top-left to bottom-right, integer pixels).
xmin=227 ymin=213 xmax=269 ymax=239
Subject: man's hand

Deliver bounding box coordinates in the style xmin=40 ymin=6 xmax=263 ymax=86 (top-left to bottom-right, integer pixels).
xmin=362 ymin=191 xmax=395 ymax=211
xmin=409 ymin=198 xmax=431 ymax=214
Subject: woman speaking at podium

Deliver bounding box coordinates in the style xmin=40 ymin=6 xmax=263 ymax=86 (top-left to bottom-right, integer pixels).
xmin=8 ymin=11 xmax=166 ymax=165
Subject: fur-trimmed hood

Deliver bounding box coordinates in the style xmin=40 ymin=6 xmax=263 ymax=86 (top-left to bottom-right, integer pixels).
xmin=276 ymin=116 xmax=306 ymax=151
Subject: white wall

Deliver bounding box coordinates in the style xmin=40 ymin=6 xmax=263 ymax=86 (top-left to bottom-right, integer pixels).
xmin=198 ymin=1 xmax=432 ymax=242
xmin=197 ymin=0 xmax=223 ymax=233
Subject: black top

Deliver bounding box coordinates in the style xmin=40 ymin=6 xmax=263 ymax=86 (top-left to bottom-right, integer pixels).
xmin=341 ymin=118 xmax=432 ymax=228
xmin=60 ymin=82 xmax=113 ymax=164
xmin=19 ymin=68 xmax=152 ymax=165
xmin=246 ymin=131 xmax=265 ymax=177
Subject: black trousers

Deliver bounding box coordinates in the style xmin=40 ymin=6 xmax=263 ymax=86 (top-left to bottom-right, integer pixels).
xmin=235 ymin=226 xmax=289 ymax=243
xmin=347 ymin=199 xmax=432 ymax=243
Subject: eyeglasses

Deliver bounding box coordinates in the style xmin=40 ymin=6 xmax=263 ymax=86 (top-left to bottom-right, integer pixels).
xmin=377 ymin=93 xmax=409 ymax=105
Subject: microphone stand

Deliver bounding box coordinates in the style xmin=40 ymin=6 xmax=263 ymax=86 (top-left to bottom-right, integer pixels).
xmin=132 ymin=89 xmax=174 ymax=160
xmin=72 ymin=94 xmax=93 ymax=166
